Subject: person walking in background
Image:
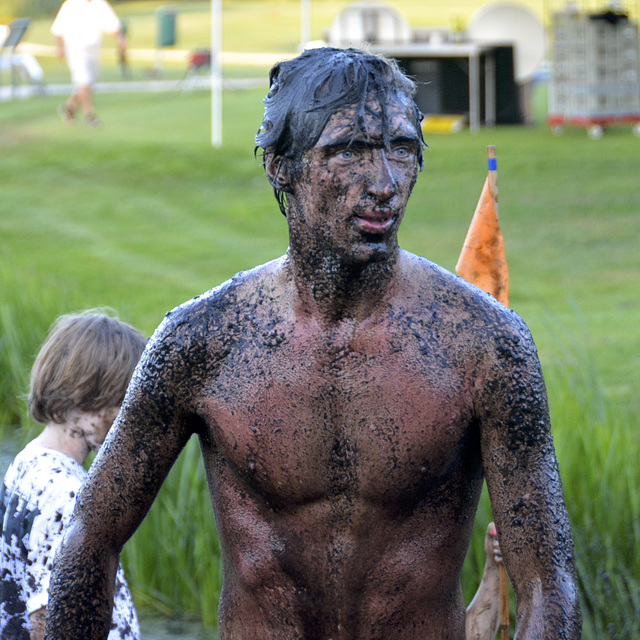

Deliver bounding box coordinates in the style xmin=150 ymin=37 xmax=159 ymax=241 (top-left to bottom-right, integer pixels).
xmin=51 ymin=0 xmax=127 ymax=127
xmin=0 ymin=311 xmax=145 ymax=640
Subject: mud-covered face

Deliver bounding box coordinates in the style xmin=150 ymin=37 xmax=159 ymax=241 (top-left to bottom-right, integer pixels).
xmin=287 ymin=93 xmax=421 ymax=266
xmin=68 ymin=406 xmax=121 ymax=454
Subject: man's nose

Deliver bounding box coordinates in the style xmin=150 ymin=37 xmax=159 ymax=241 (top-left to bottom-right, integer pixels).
xmin=366 ymin=150 xmax=397 ymax=202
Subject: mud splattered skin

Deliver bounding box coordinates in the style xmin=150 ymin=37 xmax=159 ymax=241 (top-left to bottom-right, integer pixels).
xmin=45 ymin=94 xmax=580 ymax=640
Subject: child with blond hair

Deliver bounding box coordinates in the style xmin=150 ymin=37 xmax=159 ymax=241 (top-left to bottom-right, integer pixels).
xmin=1 ymin=311 xmax=145 ymax=640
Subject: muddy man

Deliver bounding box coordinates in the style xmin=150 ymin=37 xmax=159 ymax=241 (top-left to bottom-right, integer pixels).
xmin=45 ymin=48 xmax=581 ymax=640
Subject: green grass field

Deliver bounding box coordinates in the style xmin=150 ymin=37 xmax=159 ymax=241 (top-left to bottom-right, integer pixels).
xmin=2 ymin=1 xmax=640 ymax=636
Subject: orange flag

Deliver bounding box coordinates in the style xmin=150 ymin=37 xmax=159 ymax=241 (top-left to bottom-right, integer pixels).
xmin=455 ymin=146 xmax=509 ymax=307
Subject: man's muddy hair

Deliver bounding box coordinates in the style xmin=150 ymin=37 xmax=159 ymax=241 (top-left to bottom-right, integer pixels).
xmin=255 ymin=47 xmax=425 ymax=214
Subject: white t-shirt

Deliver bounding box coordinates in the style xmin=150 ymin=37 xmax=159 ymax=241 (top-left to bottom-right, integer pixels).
xmin=51 ymin=0 xmax=121 ymax=49
xmin=0 ymin=441 xmax=139 ymax=640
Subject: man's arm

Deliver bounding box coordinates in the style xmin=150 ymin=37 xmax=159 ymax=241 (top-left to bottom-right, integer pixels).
xmin=45 ymin=312 xmax=205 ymax=639
xmin=110 ymin=29 xmax=127 ymax=56
xmin=478 ymin=317 xmax=581 ymax=639
xmin=54 ymin=36 xmax=64 ymax=60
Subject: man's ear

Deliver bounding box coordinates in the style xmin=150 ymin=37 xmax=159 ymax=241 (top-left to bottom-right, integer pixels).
xmin=265 ymin=155 xmax=293 ymax=193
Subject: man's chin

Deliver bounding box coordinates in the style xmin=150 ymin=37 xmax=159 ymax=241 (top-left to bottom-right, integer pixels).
xmin=346 ymin=238 xmax=396 ymax=265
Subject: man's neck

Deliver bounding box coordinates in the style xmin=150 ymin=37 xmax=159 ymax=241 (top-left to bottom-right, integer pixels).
xmin=284 ymin=246 xmax=399 ymax=324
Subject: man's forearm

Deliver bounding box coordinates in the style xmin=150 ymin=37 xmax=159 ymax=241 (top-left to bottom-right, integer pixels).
xmin=54 ymin=36 xmax=65 ymax=59
xmin=45 ymin=535 xmax=119 ymax=639
xmin=513 ymin=578 xmax=581 ymax=640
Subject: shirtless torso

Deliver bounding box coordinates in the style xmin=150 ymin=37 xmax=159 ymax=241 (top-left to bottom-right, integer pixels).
xmin=86 ymin=250 xmax=560 ymax=640
xmin=190 ymin=255 xmax=487 ymax=638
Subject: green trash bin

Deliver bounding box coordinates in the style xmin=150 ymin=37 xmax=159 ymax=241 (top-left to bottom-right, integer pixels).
xmin=156 ymin=7 xmax=177 ymax=48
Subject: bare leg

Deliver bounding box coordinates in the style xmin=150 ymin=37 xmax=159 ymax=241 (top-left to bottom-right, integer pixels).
xmin=60 ymin=86 xmax=98 ymax=126
xmin=58 ymin=91 xmax=79 ymax=123
xmin=466 ymin=522 xmax=503 ymax=640
xmin=76 ymin=85 xmax=97 ymax=123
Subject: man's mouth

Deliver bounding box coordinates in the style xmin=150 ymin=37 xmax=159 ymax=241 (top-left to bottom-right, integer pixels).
xmin=353 ymin=211 xmax=396 ymax=235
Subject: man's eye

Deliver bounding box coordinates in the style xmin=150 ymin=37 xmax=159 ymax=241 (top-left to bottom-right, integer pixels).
xmin=391 ymin=146 xmax=411 ymax=158
xmin=337 ymin=149 xmax=355 ymax=160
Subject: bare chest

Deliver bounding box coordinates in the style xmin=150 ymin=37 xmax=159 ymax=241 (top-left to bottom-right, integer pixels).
xmin=197 ymin=315 xmax=478 ymax=509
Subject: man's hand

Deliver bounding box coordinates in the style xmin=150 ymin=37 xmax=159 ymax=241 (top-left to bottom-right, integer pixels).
xmin=112 ymin=30 xmax=127 ymax=56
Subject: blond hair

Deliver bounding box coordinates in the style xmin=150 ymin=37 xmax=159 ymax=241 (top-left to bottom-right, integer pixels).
xmin=28 ymin=310 xmax=146 ymax=425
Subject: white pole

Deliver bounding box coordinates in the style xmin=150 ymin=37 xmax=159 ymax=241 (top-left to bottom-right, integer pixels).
xmin=211 ymin=0 xmax=222 ymax=147
xmin=300 ymin=0 xmax=311 ymax=49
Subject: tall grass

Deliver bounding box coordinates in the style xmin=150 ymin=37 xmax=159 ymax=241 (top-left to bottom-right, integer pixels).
xmin=544 ymin=325 xmax=640 ymax=639
xmin=122 ymin=438 xmax=222 ymax=628
xmin=0 ymin=261 xmax=81 ymax=439
xmin=444 ymin=322 xmax=640 ymax=639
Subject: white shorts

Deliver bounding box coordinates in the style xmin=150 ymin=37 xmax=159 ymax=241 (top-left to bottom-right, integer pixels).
xmin=65 ymin=44 xmax=100 ymax=87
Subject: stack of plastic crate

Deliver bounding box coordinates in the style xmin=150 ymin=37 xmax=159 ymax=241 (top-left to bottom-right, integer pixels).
xmin=548 ymin=5 xmax=640 ymax=137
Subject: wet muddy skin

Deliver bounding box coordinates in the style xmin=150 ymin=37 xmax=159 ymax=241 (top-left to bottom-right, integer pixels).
xmin=45 ymin=52 xmax=580 ymax=640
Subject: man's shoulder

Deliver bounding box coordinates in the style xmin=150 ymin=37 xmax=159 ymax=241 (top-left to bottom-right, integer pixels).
xmin=149 ymin=257 xmax=285 ymax=348
xmin=400 ymin=251 xmax=531 ymax=342
xmin=170 ymin=257 xmax=283 ymax=318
